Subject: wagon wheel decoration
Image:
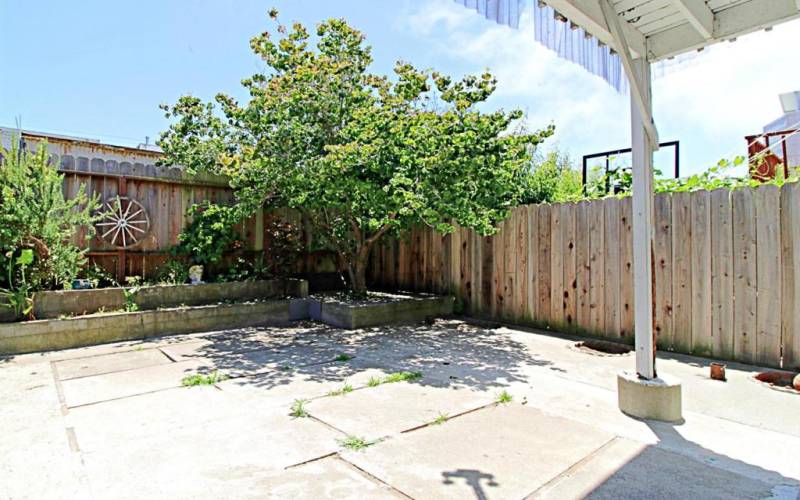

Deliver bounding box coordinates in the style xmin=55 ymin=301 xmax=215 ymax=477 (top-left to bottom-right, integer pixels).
xmin=96 ymin=196 xmax=151 ymax=249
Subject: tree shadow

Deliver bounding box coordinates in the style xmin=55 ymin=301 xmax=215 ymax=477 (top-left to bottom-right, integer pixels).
xmin=167 ymin=319 xmax=558 ymax=393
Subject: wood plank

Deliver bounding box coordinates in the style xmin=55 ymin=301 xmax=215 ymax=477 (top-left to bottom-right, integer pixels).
xmin=549 ymin=203 xmax=564 ymax=328
xmin=503 ymin=212 xmax=516 ymax=319
xmin=575 ymin=201 xmax=592 ymax=333
xmin=493 ymin=220 xmax=505 ymax=317
xmin=537 ymin=204 xmax=552 ymax=324
xmin=754 ymin=185 xmax=782 ymax=367
xmin=480 ymin=232 xmax=493 ymax=317
xmin=732 ymin=188 xmax=757 ymax=364
xmin=515 ymin=207 xmax=528 ymax=321
xmin=710 ymin=189 xmax=734 ymax=359
xmin=526 ymin=205 xmax=539 ymax=322
xmin=671 ymin=191 xmax=693 ymax=353
xmin=604 ymin=198 xmax=621 ymax=339
xmin=588 ymin=198 xmax=605 ymax=335
xmin=781 ymin=182 xmax=800 ymax=370
xmin=619 ymin=197 xmax=634 ymax=340
xmin=562 ymin=203 xmax=577 ymax=331
xmin=690 ymin=190 xmax=712 ymax=357
xmin=653 ymin=193 xmax=673 ymax=350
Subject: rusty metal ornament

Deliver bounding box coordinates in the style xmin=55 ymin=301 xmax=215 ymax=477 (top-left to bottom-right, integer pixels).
xmin=96 ymin=196 xmax=150 ymax=249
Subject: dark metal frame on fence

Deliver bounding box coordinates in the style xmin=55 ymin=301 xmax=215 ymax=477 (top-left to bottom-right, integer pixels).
xmin=581 ymin=140 xmax=680 ymax=195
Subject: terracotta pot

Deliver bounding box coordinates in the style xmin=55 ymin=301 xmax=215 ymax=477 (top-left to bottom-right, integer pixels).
xmin=710 ymin=362 xmax=726 ymax=381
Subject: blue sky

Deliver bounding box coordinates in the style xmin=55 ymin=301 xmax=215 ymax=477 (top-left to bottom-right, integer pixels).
xmin=2 ymin=0 xmax=799 ymax=176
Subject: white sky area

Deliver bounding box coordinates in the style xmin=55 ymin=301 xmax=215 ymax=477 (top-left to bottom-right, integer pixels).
xmin=403 ymin=0 xmax=800 ymax=176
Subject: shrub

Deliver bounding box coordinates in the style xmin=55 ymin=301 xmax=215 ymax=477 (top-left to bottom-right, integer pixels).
xmin=172 ymin=201 xmax=242 ymax=267
xmin=0 ymin=137 xmax=99 ymax=291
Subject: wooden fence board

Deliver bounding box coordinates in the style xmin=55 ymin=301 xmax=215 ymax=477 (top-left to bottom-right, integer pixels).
xmin=562 ymin=203 xmax=578 ymax=331
xmin=710 ymin=189 xmax=734 ymax=359
xmin=781 ymin=182 xmax=800 ymax=369
xmin=515 ymin=207 xmax=528 ymax=320
xmin=619 ymin=197 xmax=634 ymax=340
xmin=588 ymin=199 xmax=605 ymax=334
xmin=754 ymin=185 xmax=782 ymax=367
xmin=575 ymin=201 xmax=591 ymax=332
xmin=603 ymin=198 xmax=621 ymax=339
xmin=732 ymin=188 xmax=757 ymax=364
xmin=671 ymin=192 xmax=693 ymax=353
xmin=537 ymin=204 xmax=552 ymax=323
xmin=526 ymin=205 xmax=539 ymax=321
xmin=690 ymin=190 xmax=712 ymax=357
xmin=550 ymin=204 xmax=564 ymax=328
xmin=653 ymin=193 xmax=673 ymax=350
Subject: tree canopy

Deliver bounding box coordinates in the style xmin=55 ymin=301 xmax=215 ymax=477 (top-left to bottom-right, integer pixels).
xmin=159 ymin=13 xmax=553 ymax=293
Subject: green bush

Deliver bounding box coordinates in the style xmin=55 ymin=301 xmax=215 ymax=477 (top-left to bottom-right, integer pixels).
xmin=172 ymin=201 xmax=242 ymax=267
xmin=0 ymin=137 xmax=99 ymax=291
xmin=520 ymin=150 xmax=583 ymax=204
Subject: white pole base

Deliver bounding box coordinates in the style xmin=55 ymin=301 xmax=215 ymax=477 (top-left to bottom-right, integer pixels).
xmin=617 ymin=371 xmax=682 ymax=422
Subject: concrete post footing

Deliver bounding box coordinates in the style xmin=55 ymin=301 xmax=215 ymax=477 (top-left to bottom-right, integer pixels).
xmin=617 ymin=370 xmax=682 ymax=422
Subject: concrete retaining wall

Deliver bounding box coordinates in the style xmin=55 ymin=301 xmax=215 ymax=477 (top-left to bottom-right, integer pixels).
xmin=0 ymin=301 xmax=290 ymax=355
xmin=309 ymin=295 xmax=454 ymax=329
xmin=1 ymin=279 xmax=308 ymax=322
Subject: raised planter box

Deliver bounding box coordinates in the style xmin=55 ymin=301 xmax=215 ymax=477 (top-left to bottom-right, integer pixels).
xmin=0 ymin=300 xmax=291 ymax=356
xmin=306 ymin=292 xmax=454 ymax=329
xmin=1 ymin=279 xmax=308 ymax=322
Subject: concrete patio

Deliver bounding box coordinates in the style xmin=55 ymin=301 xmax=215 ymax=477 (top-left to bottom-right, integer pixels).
xmin=2 ymin=319 xmax=799 ymax=499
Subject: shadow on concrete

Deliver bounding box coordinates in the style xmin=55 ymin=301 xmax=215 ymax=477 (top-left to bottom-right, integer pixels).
xmin=168 ymin=319 xmax=557 ymax=392
xmin=442 ymin=468 xmax=498 ymax=500
xmin=586 ymin=421 xmax=799 ymax=499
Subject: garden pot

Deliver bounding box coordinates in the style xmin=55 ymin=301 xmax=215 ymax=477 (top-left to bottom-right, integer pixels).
xmin=710 ymin=362 xmax=726 ymax=381
xmin=189 ymin=265 xmax=204 ymax=285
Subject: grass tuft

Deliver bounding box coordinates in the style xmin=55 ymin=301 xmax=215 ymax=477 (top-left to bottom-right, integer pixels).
xmin=383 ymin=371 xmax=423 ymax=384
xmin=290 ymin=399 xmax=310 ymax=418
xmin=338 ymin=435 xmax=373 ymax=451
xmin=496 ymin=390 xmax=513 ymax=404
xmin=366 ymin=376 xmax=382 ymax=387
xmin=181 ymin=370 xmax=228 ymax=387
xmin=432 ymin=412 xmax=449 ymax=425
xmin=327 ymin=384 xmax=354 ymax=397
xmin=334 ymin=354 xmax=354 ymax=362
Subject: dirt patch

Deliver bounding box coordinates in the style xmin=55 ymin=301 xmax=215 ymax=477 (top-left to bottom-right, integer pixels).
xmin=753 ymin=371 xmax=800 ymax=395
xmin=574 ymin=339 xmax=632 ymax=356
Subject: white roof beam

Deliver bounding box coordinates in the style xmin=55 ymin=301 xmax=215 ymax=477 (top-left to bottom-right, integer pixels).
xmin=543 ymin=0 xmax=647 ymax=58
xmin=671 ymin=0 xmax=713 ymax=39
xmin=649 ymin=0 xmax=800 ymax=60
xmin=598 ymin=0 xmax=659 ymax=147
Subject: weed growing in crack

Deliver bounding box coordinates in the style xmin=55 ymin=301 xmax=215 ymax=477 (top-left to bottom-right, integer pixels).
xmin=496 ymin=390 xmax=513 ymax=404
xmin=432 ymin=412 xmax=449 ymax=425
xmin=334 ymin=354 xmax=354 ymax=362
xmin=366 ymin=377 xmax=382 ymax=388
xmin=290 ymin=399 xmax=310 ymax=418
xmin=327 ymin=384 xmax=354 ymax=397
xmin=338 ymin=435 xmax=373 ymax=451
xmin=383 ymin=371 xmax=423 ymax=384
xmin=181 ymin=370 xmax=228 ymax=387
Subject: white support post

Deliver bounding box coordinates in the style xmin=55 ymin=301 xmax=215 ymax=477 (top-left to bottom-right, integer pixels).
xmin=630 ymin=58 xmax=656 ymax=379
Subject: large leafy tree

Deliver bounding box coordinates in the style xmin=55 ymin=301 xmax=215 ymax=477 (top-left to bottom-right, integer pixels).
xmin=159 ymin=13 xmax=553 ymax=294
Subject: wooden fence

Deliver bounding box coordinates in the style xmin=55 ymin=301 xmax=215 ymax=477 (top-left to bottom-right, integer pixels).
xmin=34 ymin=134 xmax=333 ymax=281
xmin=368 ymin=183 xmax=800 ymax=370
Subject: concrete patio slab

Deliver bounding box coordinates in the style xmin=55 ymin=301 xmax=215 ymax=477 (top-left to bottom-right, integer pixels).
xmin=310 ymin=379 xmax=495 ymax=440
xmin=54 ymin=347 xmax=171 ymax=380
xmin=258 ymin=457 xmax=404 ymax=499
xmin=59 ymin=359 xmax=209 ymax=407
xmin=342 ymin=404 xmax=615 ymax=499
xmin=80 ymin=406 xmax=343 ymax=499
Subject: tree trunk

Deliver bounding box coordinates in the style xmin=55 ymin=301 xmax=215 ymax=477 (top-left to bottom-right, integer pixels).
xmin=351 ymin=259 xmax=368 ymax=294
